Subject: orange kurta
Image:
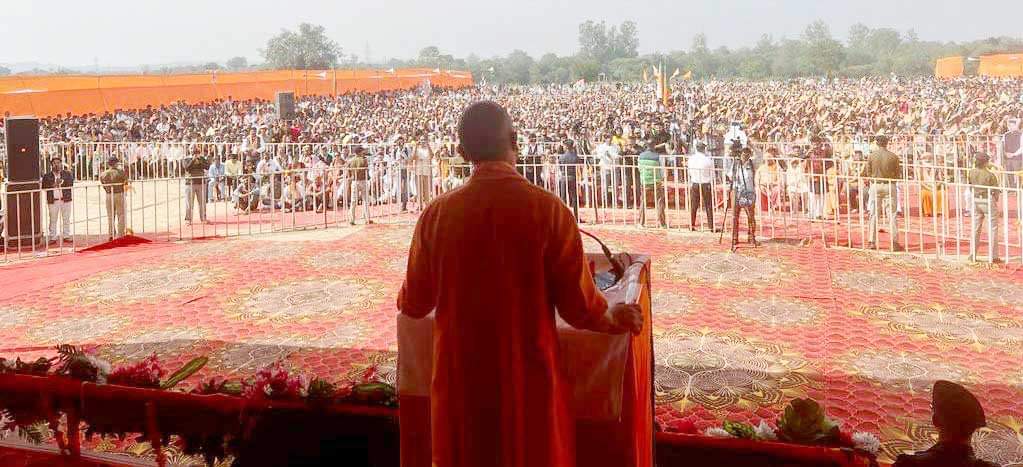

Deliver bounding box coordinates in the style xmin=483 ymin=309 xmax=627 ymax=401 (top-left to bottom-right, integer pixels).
xmin=398 ymin=161 xmax=608 ymax=467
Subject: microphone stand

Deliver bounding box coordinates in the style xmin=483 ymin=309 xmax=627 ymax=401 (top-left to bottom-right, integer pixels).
xmin=579 ymin=228 xmax=626 ymax=286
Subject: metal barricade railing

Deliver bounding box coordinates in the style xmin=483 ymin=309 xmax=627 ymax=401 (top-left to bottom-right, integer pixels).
xmin=4 ymin=156 xmax=1020 ymax=264
xmin=37 ymin=136 xmax=1015 ymax=186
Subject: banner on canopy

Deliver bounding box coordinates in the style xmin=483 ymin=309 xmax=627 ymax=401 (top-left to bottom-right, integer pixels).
xmin=0 ymin=68 xmax=474 ymax=117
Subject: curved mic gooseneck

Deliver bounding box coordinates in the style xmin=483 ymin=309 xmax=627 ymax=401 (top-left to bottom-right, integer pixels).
xmin=579 ymin=228 xmax=625 ymax=287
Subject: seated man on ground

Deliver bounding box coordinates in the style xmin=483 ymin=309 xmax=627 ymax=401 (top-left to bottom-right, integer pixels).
xmin=894 ymin=380 xmax=996 ymax=467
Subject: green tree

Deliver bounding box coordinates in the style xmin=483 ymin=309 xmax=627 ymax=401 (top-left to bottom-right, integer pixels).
xmin=612 ymin=21 xmax=640 ymax=59
xmin=689 ymin=33 xmax=715 ymax=77
xmin=802 ymin=20 xmax=845 ymax=74
xmin=578 ymin=20 xmax=612 ymax=61
xmin=226 ymin=56 xmax=248 ymax=70
xmin=572 ymin=57 xmax=601 ymax=81
xmin=578 ymin=20 xmax=640 ymax=64
xmin=262 ymin=23 xmax=341 ymax=69
xmin=504 ymin=50 xmax=535 ymax=84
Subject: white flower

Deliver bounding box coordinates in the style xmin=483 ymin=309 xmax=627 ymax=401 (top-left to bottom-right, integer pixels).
xmin=85 ymin=355 xmax=112 ymax=384
xmin=705 ymin=427 xmax=734 ymax=438
xmin=754 ymin=421 xmax=777 ymax=441
xmin=852 ymin=432 xmax=880 ymax=454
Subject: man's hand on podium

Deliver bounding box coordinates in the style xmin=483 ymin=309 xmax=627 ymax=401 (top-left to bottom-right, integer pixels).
xmin=607 ymin=303 xmax=644 ymax=335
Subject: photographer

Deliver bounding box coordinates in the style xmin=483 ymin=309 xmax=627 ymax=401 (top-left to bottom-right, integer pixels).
xmin=730 ymin=146 xmax=760 ymax=250
xmin=182 ymin=145 xmax=210 ymax=225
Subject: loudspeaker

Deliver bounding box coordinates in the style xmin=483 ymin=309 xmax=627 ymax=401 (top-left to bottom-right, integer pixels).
xmin=4 ymin=117 xmax=41 ymax=183
xmin=4 ymin=182 xmax=43 ymax=249
xmin=276 ymin=91 xmax=296 ymax=121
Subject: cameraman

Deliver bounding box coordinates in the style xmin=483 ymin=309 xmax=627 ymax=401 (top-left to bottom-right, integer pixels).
xmin=182 ymin=145 xmax=210 ymax=225
xmin=731 ymin=147 xmax=760 ymax=250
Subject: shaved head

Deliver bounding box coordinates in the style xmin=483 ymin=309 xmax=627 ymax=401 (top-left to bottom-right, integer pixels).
xmin=457 ymin=101 xmax=516 ymax=163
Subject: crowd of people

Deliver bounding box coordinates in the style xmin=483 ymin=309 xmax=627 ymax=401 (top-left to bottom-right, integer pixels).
xmin=16 ymin=75 xmax=1022 ymax=152
xmin=0 ymin=76 xmax=1020 ymax=259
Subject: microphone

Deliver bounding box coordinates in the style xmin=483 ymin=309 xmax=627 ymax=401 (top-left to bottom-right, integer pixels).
xmin=579 ymin=228 xmax=625 ymax=288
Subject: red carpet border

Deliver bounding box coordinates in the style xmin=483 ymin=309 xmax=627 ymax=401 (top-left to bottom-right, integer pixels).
xmin=0 ymin=224 xmax=1021 ymax=466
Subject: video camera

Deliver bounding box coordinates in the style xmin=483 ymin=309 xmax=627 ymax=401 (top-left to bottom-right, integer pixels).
xmin=728 ymin=138 xmax=744 ymax=157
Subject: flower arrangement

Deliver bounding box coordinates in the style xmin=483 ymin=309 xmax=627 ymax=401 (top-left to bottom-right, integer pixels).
xmin=243 ymin=361 xmax=308 ymax=401
xmin=669 ymin=398 xmax=880 ymax=457
xmin=0 ymin=357 xmax=53 ymax=376
xmin=306 ymin=377 xmax=338 ymax=402
xmin=0 ymin=347 xmax=400 ymax=455
xmin=107 ymin=354 xmax=165 ymax=388
xmin=192 ymin=376 xmax=243 ymax=396
xmin=54 ymin=345 xmax=111 ymax=384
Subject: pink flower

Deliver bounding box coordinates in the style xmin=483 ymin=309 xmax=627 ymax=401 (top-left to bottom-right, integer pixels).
xmin=244 ymin=361 xmax=307 ymax=400
xmin=837 ymin=430 xmax=855 ymax=448
xmin=667 ymin=418 xmax=698 ymax=434
xmin=108 ymin=354 xmax=165 ymax=388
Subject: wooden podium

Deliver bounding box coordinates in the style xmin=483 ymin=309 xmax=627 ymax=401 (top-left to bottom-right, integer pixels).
xmin=396 ymin=253 xmax=653 ymax=467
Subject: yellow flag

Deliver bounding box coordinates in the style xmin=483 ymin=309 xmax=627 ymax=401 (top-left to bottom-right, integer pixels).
xmin=643 ymin=68 xmax=648 ymax=82
xmin=683 ymin=70 xmax=692 ymax=80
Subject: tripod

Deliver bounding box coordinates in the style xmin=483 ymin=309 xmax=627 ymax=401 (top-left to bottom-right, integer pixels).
xmin=718 ymin=151 xmax=756 ymax=252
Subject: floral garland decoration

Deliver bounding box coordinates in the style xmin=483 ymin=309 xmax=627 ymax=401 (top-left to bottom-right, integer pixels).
xmin=667 ymin=398 xmax=881 ymax=456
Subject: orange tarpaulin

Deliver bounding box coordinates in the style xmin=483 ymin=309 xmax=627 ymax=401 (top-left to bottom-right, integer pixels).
xmin=934 ymin=56 xmax=964 ymax=79
xmin=0 ymin=68 xmax=473 ymax=117
xmin=978 ymin=54 xmax=1023 ymax=77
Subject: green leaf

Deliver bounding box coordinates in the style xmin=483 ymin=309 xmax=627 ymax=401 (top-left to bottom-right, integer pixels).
xmin=777 ymin=398 xmax=834 ymax=445
xmin=160 ymin=356 xmax=208 ymax=390
xmin=723 ymin=420 xmax=756 ymax=439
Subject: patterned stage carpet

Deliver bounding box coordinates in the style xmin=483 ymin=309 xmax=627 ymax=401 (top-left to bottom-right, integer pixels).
xmin=1 ymin=224 xmax=1021 ymax=466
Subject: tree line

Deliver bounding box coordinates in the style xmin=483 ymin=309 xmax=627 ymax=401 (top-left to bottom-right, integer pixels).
xmin=258 ymin=20 xmax=1021 ymax=83
xmin=5 ymin=20 xmax=1019 ymax=81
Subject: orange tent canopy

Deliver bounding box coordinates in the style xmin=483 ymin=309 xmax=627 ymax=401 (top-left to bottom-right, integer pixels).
xmin=934 ymin=56 xmax=964 ymax=79
xmin=977 ymin=54 xmax=1023 ymax=78
xmin=0 ymin=68 xmax=474 ymax=118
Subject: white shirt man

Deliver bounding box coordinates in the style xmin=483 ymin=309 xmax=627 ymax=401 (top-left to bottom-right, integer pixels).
xmin=256 ymin=156 xmax=283 ymax=177
xmin=596 ymin=140 xmax=620 ymax=173
xmin=687 ymin=147 xmax=714 ymax=185
xmin=687 ymin=144 xmax=716 ymax=230
xmin=414 ymin=144 xmax=433 ymax=177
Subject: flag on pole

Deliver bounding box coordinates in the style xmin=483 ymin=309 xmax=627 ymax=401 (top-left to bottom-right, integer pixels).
xmin=683 ymin=70 xmax=692 ymax=80
xmin=671 ymin=68 xmax=680 ymax=79
xmin=662 ymin=63 xmax=671 ymax=107
xmin=643 ymin=68 xmax=648 ymax=82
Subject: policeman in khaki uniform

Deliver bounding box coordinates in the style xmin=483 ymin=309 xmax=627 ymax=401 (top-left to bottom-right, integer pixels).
xmin=99 ymin=156 xmax=128 ymax=240
xmin=860 ymin=135 xmax=902 ymax=251
xmin=967 ymin=153 xmax=1001 ymax=263
xmin=893 ymin=380 xmax=996 ymax=467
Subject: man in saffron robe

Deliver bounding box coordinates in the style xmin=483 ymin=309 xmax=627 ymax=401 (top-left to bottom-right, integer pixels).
xmin=398 ymin=101 xmax=643 ymax=467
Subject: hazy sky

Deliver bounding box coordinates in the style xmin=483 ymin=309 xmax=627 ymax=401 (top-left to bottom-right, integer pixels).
xmin=4 ymin=0 xmax=1020 ymax=68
